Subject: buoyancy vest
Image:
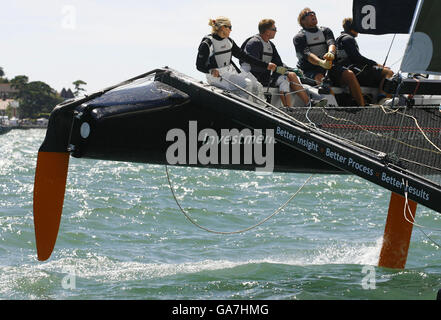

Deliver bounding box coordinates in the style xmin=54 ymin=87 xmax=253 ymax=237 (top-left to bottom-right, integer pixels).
xmin=241 ymin=34 xmax=273 ymax=73
xmin=336 ymin=33 xmax=355 ymax=66
xmin=303 ymin=27 xmax=328 ymax=58
xmin=255 ymin=35 xmax=273 ymax=63
xmin=241 ymin=35 xmax=274 ymax=63
xmin=205 ymin=34 xmax=233 ymax=68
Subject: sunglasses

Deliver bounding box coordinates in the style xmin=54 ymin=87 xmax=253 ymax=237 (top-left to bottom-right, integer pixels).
xmin=302 ymin=11 xmax=316 ymax=19
xmin=269 ymin=27 xmax=277 ymax=32
xmin=224 ymin=25 xmax=232 ymax=30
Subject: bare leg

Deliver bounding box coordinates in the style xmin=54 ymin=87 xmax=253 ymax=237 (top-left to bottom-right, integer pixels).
xmin=280 ymin=92 xmax=290 ymax=107
xmin=341 ymin=70 xmax=365 ymax=106
xmin=314 ymin=72 xmax=337 ymax=97
xmin=380 ymin=67 xmax=395 ymax=97
xmin=382 ymin=67 xmax=394 ymax=79
xmin=314 ymin=73 xmax=325 ymax=84
xmin=288 ymin=72 xmax=309 ymax=106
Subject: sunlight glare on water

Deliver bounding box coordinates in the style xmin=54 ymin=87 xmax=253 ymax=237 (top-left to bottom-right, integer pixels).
xmin=0 ymin=129 xmax=440 ymax=300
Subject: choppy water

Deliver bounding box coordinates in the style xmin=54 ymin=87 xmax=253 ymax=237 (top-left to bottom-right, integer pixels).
xmin=1 ymin=129 xmax=440 ymax=300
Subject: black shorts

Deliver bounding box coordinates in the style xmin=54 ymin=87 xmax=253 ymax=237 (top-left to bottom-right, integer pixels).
xmin=303 ymin=65 xmax=327 ymax=82
xmin=351 ymin=65 xmax=384 ymax=87
xmin=328 ymin=64 xmax=348 ymax=86
xmin=303 ymin=64 xmax=349 ymax=86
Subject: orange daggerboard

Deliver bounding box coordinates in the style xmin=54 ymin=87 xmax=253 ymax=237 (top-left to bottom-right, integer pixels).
xmin=33 ymin=152 xmax=70 ymax=261
xmin=379 ymin=193 xmax=418 ymax=269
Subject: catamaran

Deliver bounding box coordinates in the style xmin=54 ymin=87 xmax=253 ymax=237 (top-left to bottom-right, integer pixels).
xmin=33 ymin=0 xmax=441 ymax=269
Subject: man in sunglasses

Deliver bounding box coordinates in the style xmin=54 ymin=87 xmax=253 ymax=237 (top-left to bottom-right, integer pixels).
xmin=294 ymin=8 xmax=365 ymax=106
xmin=241 ymin=19 xmax=326 ymax=108
xmin=336 ymin=18 xmax=394 ymax=99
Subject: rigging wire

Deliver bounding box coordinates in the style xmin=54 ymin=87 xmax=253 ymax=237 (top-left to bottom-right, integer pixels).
xmin=390 ymin=55 xmax=405 ymax=68
xmin=418 ymin=226 xmax=441 ymax=249
xmin=214 ymin=72 xmax=441 ymax=187
xmin=318 ymin=106 xmax=440 ymax=156
xmin=402 ymin=180 xmax=441 ymax=232
xmin=383 ymin=34 xmax=397 ymax=67
xmin=305 ymin=99 xmax=318 ymax=129
xmin=220 ymin=77 xmax=386 ymax=161
xmin=405 ymin=113 xmax=441 ymax=154
xmin=402 ymin=179 xmax=441 ymax=249
xmin=277 ymin=80 xmax=441 ymax=162
xmin=177 ymin=75 xmax=441 ymax=246
xmin=380 ymin=95 xmax=441 ymax=154
xmin=222 ymin=74 xmax=441 ymax=173
xmin=165 ymin=165 xmax=313 ymax=235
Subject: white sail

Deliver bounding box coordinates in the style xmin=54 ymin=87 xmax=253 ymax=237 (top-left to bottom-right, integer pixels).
xmin=401 ymin=0 xmax=441 ymax=75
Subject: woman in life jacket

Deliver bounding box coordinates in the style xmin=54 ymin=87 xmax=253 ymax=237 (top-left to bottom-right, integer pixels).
xmin=196 ymin=16 xmax=277 ymax=102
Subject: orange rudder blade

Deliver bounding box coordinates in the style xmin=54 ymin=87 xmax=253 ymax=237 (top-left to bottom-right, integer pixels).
xmin=33 ymin=152 xmax=70 ymax=261
xmin=378 ymin=192 xmax=418 ymax=269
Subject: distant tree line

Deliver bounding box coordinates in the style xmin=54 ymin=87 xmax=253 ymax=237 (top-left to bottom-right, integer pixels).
xmin=0 ymin=66 xmax=87 ymax=119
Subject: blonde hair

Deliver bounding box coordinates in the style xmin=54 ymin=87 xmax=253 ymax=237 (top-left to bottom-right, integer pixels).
xmin=208 ymin=16 xmax=231 ymax=33
xmin=342 ymin=17 xmax=354 ymax=33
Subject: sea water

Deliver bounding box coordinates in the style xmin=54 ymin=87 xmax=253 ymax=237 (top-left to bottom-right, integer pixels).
xmin=0 ymin=129 xmax=440 ymax=300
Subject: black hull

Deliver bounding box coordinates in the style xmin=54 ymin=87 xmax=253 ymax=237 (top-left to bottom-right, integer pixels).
xmin=45 ymin=70 xmax=341 ymax=174
xmin=39 ymin=68 xmax=441 ymax=213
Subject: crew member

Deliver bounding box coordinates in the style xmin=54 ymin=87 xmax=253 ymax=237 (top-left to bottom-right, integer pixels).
xmin=241 ymin=19 xmax=326 ymax=108
xmin=196 ymin=16 xmax=276 ymax=102
xmin=293 ymin=8 xmax=365 ymax=106
xmin=336 ymin=18 xmax=394 ymax=96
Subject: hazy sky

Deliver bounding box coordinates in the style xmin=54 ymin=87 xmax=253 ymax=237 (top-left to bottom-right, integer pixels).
xmin=2 ymin=0 xmax=410 ymax=93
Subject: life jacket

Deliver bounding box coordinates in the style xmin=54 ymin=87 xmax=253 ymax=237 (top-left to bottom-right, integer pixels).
xmin=204 ymin=34 xmax=233 ymax=69
xmin=240 ymin=35 xmax=273 ymax=73
xmin=336 ymin=33 xmax=356 ymax=66
xmin=303 ymin=27 xmax=328 ymax=58
xmin=254 ymin=35 xmax=273 ymax=63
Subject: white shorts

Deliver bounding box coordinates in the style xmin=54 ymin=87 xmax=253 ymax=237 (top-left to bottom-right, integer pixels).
xmin=206 ymin=65 xmax=264 ymax=100
xmin=275 ymin=75 xmax=290 ymax=93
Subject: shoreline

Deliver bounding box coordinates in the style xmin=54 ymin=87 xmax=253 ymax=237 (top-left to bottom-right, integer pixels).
xmin=0 ymin=124 xmax=47 ymax=134
xmin=10 ymin=124 xmax=47 ymax=129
